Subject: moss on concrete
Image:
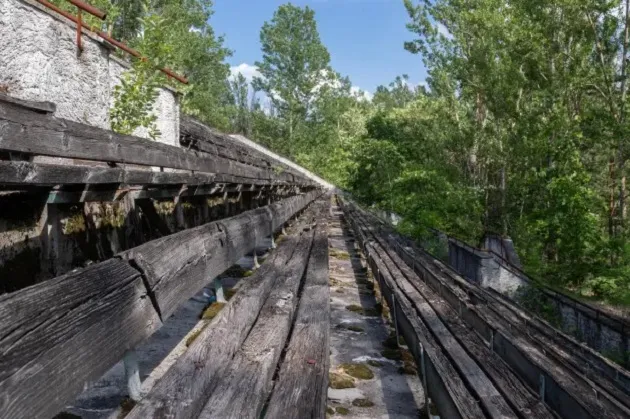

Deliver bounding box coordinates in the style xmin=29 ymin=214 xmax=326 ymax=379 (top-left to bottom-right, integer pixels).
xmin=330 ymin=249 xmax=351 ymax=260
xmin=329 ymin=372 xmax=355 ymax=389
xmin=352 ymin=398 xmax=375 ymax=407
xmin=345 ymin=304 xmax=363 ymax=313
xmin=335 ymin=407 xmax=350 ymax=415
xmin=201 ymin=302 xmax=226 ymax=320
xmin=340 ymin=363 xmax=374 ymax=380
xmin=225 ymin=288 xmax=237 ymax=300
xmin=243 ymin=270 xmax=254 ymax=277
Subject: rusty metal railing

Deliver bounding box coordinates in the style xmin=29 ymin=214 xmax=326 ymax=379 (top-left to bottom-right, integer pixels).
xmin=35 ymin=0 xmax=189 ymax=84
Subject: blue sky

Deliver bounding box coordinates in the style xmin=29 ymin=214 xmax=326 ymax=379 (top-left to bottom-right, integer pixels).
xmin=211 ymin=0 xmax=428 ymax=96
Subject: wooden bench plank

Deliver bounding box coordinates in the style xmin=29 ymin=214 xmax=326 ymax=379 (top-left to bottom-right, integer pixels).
xmin=121 ymin=191 xmax=319 ymax=319
xmin=198 ymin=225 xmax=315 ymax=419
xmin=125 ymin=212 xmax=315 ymax=419
xmin=0 ymin=259 xmax=161 ymax=419
xmin=0 ymin=101 xmax=274 ymax=180
xmin=265 ymin=216 xmax=330 ymax=419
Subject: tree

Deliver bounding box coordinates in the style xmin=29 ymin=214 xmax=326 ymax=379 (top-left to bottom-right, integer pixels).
xmin=253 ymin=3 xmax=331 ymax=155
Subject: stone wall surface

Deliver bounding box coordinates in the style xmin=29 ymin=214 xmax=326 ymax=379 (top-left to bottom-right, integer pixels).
xmin=0 ymin=0 xmax=180 ymax=146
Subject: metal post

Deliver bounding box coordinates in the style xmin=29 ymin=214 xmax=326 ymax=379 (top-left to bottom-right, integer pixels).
xmin=214 ymin=277 xmax=225 ymax=303
xmin=392 ymin=295 xmax=400 ymax=347
xmin=253 ymin=233 xmax=260 ymax=269
xmin=124 ymin=350 xmax=142 ymax=401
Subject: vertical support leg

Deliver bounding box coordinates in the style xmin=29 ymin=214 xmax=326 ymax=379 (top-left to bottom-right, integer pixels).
xmin=253 ymin=233 xmax=260 ymax=269
xmin=270 ymin=234 xmax=277 ymax=249
xmin=214 ymin=277 xmax=226 ymax=303
xmin=124 ymin=350 xmax=142 ymax=401
xmin=392 ymin=295 xmax=400 ymax=347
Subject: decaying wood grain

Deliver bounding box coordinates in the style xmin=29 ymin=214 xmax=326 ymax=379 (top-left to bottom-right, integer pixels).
xmin=0 ymin=259 xmax=161 ymax=419
xmin=180 ymin=116 xmax=304 ymax=184
xmin=198 ymin=225 xmax=315 ymax=419
xmin=344 ymin=199 xmax=630 ymax=419
xmin=374 ymin=234 xmax=552 ymax=418
xmin=265 ymin=211 xmax=330 ymax=419
xmin=121 ymin=191 xmax=319 ymax=319
xmin=343 ymin=203 xmax=488 ymax=419
xmin=125 ymin=210 xmax=315 ymax=419
xmin=0 ymin=101 xmax=294 ymax=182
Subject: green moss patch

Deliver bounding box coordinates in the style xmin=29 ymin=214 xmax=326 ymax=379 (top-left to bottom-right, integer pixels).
xmin=326 ymin=406 xmax=335 ymax=415
xmin=243 ymin=270 xmax=254 ymax=278
xmin=345 ymin=304 xmax=363 ymax=313
xmin=61 ymin=212 xmax=86 ymax=235
xmin=330 ymin=249 xmax=351 ymax=260
xmin=335 ymin=407 xmax=350 ymax=415
xmin=367 ymin=359 xmax=384 ymax=367
xmin=340 ymin=363 xmax=374 ymax=380
xmin=352 ymin=398 xmax=375 ymax=407
xmin=329 ymin=372 xmax=355 ymax=389
xmin=225 ymin=288 xmax=237 ymax=300
xmin=201 ymin=302 xmax=226 ymax=320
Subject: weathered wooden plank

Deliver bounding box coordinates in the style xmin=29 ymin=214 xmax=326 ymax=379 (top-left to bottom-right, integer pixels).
xmin=0 ymin=101 xmax=279 ymax=181
xmin=265 ymin=217 xmax=330 ymax=419
xmin=347 ymin=200 xmax=630 ymax=419
xmin=0 ymin=259 xmax=161 ymax=419
xmin=125 ymin=213 xmax=314 ymax=419
xmin=180 ymin=116 xmax=303 ymax=184
xmin=198 ymin=226 xmax=315 ymax=419
xmin=121 ymin=192 xmax=318 ymax=320
xmin=343 ymin=202 xmax=487 ymax=419
xmin=375 ymin=237 xmax=553 ymax=418
xmin=0 ymin=93 xmax=56 ymax=114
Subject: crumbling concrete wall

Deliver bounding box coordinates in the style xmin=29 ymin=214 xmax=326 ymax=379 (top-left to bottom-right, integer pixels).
xmin=448 ymin=236 xmax=629 ymax=367
xmin=0 ymin=0 xmax=180 ymax=146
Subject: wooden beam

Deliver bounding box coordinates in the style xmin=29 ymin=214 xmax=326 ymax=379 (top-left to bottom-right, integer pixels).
xmin=0 ymin=192 xmax=319 ymax=419
xmin=120 ymin=191 xmax=320 ymax=320
xmin=0 ymin=101 xmax=282 ymax=181
xmin=125 ymin=213 xmax=314 ymax=419
xmin=0 ymin=259 xmax=161 ymax=419
xmin=264 ymin=212 xmax=330 ymax=419
xmin=198 ymin=225 xmax=315 ymax=419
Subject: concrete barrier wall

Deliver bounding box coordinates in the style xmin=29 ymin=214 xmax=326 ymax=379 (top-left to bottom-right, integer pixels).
xmin=0 ymin=0 xmax=180 ymax=146
xmin=447 ymin=236 xmax=629 ymax=366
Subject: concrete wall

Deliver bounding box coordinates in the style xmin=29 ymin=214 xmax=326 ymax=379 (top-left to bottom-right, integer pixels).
xmin=448 ymin=237 xmax=629 ymax=367
xmin=448 ymin=237 xmax=527 ymax=297
xmin=0 ymin=0 xmax=180 ymax=146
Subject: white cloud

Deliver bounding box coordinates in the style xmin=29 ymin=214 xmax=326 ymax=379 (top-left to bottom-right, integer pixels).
xmin=351 ymin=86 xmax=373 ymax=102
xmin=229 ymin=63 xmax=262 ymax=83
